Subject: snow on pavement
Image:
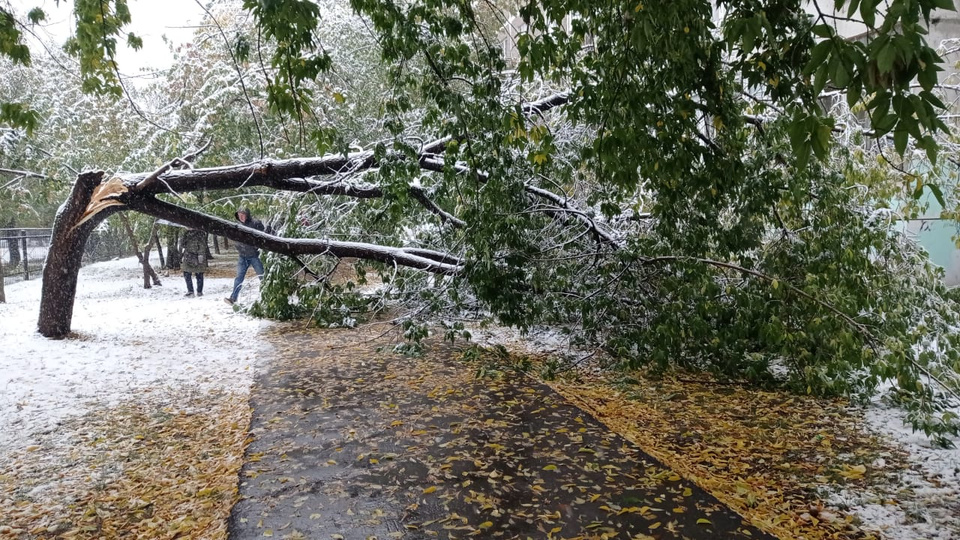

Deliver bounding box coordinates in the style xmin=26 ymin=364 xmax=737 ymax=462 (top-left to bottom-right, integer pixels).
xmin=0 ymin=256 xmax=271 ymax=452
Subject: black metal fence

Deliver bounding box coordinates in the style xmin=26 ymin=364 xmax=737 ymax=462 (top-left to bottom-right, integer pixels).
xmin=1 ymin=228 xmax=52 ymax=283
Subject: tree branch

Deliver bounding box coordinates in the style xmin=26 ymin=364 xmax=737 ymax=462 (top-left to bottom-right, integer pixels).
xmin=0 ymin=167 xmax=46 ymax=179
xmin=119 ymin=195 xmax=464 ymax=275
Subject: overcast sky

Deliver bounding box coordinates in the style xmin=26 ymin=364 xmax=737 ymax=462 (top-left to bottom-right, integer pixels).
xmin=9 ymin=0 xmax=207 ymax=81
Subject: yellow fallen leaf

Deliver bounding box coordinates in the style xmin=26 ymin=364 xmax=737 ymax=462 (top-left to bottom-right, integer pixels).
xmin=697 ymin=518 xmax=713 ymax=526
xmin=422 ymin=486 xmax=437 ymax=494
xmin=478 ymin=521 xmax=493 ymax=529
xmin=649 ymin=522 xmax=661 ymax=530
xmin=543 ymin=464 xmax=558 ymax=471
xmin=839 ymin=464 xmax=867 ymax=479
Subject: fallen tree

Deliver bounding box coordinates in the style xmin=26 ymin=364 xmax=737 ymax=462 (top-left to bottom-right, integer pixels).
xmin=16 ymin=0 xmax=960 ymax=444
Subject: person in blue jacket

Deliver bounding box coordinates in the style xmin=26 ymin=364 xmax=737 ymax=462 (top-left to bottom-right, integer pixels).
xmin=225 ymin=207 xmax=265 ymax=305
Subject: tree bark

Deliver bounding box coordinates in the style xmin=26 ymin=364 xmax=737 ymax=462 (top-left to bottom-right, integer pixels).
xmin=205 ymin=235 xmax=213 ymax=260
xmin=212 ymin=235 xmax=221 ymax=254
xmin=153 ymin=227 xmax=165 ymax=268
xmin=38 ymin=171 xmax=111 ymax=338
xmin=121 ymin=195 xmax=463 ymax=274
xmin=0 ymin=247 xmax=5 ymax=303
xmin=166 ymin=229 xmax=181 ymax=269
xmin=119 ymin=214 xmax=161 ymax=288
xmin=4 ymin=218 xmax=20 ymax=269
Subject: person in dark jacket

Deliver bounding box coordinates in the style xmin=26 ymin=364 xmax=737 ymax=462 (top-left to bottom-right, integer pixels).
xmin=180 ymin=228 xmax=208 ymax=297
xmin=225 ymin=207 xmax=266 ymax=305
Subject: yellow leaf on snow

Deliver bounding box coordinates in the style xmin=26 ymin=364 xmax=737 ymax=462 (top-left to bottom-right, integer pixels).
xmin=839 ymin=464 xmax=867 ymax=479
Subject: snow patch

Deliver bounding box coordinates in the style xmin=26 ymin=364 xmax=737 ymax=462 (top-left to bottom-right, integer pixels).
xmin=0 ymin=257 xmax=271 ymax=452
xmin=825 ymin=395 xmax=960 ymax=539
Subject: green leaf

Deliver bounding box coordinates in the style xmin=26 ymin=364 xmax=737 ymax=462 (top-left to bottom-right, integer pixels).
xmin=874 ymin=113 xmax=898 ymax=134
xmin=127 ymin=32 xmax=142 ymax=51
xmin=876 ymin=41 xmax=897 ymax=73
xmin=26 ymin=8 xmax=46 ymax=24
xmin=927 ymin=183 xmax=947 ymax=207
xmin=811 ymin=24 xmax=834 ymax=39
xmin=847 ymin=0 xmax=862 ymax=18
xmin=0 ymin=8 xmax=31 ymax=66
xmin=918 ymin=63 xmax=938 ymax=91
xmin=893 ymin=129 xmax=908 ymax=156
xmin=860 ymin=0 xmax=878 ymax=27
xmin=846 ymin=80 xmax=863 ymax=108
xmin=833 ymin=59 xmax=852 ymax=87
xmin=0 ymin=102 xmax=40 ymax=135
xmin=805 ymin=41 xmax=832 ymax=76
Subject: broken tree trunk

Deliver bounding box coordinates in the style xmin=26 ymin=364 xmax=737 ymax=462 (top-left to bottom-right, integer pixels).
xmin=38 ymin=171 xmax=116 ymax=338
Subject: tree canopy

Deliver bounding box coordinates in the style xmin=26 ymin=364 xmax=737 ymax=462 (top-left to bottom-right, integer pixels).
xmin=2 ymin=0 xmax=960 ymax=443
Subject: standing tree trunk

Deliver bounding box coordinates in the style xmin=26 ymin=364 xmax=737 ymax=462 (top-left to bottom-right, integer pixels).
xmin=153 ymin=227 xmax=165 ymax=268
xmin=39 ymin=171 xmax=112 ymax=338
xmin=212 ymin=235 xmax=221 ymax=255
xmin=0 ymin=245 xmax=6 ymax=303
xmin=119 ymin=214 xmax=161 ymax=288
xmin=166 ymin=229 xmax=182 ymax=269
xmin=4 ymin=219 xmax=20 ymax=269
xmin=205 ymin=234 xmax=214 ymax=260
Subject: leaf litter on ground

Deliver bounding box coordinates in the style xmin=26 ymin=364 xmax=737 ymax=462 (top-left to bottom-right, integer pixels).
xmin=461 ymin=329 xmax=959 ymax=540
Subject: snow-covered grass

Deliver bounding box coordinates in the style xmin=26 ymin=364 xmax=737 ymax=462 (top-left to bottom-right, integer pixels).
xmin=0 ymin=256 xmax=271 ymax=453
xmin=3 ymin=258 xmax=958 ymax=539
xmin=825 ymin=397 xmax=960 ymax=540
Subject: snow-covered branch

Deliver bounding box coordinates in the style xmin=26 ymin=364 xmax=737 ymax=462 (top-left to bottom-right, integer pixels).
xmin=120 ymin=195 xmax=464 ymax=275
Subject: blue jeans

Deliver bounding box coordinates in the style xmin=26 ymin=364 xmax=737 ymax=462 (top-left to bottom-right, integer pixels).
xmin=183 ymin=271 xmax=204 ymax=294
xmin=230 ymin=255 xmax=264 ymax=302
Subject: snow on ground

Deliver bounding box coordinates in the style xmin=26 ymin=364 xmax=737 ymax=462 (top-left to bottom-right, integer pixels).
xmin=827 ymin=397 xmax=960 ymax=540
xmin=0 ymin=256 xmax=271 ymax=453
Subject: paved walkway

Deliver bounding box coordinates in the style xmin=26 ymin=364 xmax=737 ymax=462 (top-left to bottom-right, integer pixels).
xmin=228 ymin=324 xmax=776 ymax=539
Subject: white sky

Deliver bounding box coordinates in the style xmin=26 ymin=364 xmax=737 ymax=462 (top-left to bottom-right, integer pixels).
xmin=9 ymin=0 xmax=207 ymax=80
